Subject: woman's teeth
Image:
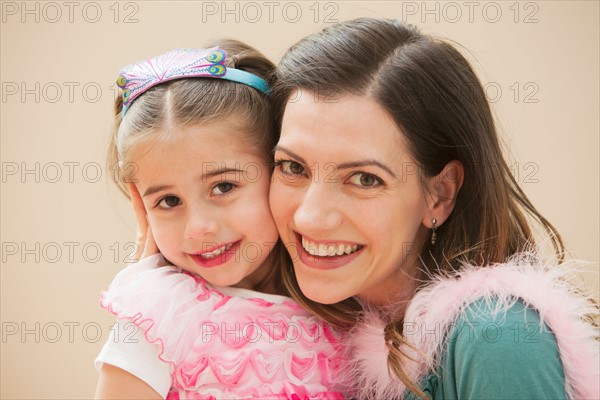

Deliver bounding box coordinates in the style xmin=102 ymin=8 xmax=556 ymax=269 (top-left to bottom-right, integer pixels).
xmin=301 ymin=236 xmax=360 ymax=257
xmin=199 ymin=243 xmax=234 ymax=259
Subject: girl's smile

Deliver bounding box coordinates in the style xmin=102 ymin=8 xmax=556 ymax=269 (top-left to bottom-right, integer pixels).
xmin=189 ymin=240 xmax=241 ymax=268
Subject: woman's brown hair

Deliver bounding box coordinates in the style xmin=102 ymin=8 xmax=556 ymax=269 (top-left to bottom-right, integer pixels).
xmin=272 ymin=18 xmax=566 ymax=398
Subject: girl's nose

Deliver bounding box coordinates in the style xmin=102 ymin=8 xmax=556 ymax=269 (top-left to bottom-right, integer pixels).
xmin=183 ymin=205 xmax=219 ymax=240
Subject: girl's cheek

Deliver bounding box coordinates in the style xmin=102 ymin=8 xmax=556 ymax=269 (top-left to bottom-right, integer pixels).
xmin=146 ymin=219 xmax=170 ymax=250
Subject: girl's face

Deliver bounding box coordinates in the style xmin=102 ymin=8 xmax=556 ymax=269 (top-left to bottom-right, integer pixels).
xmin=270 ymin=93 xmax=430 ymax=305
xmin=132 ymin=120 xmax=279 ymax=289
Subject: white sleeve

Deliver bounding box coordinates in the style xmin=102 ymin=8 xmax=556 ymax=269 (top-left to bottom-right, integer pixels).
xmin=94 ymin=320 xmax=172 ymax=399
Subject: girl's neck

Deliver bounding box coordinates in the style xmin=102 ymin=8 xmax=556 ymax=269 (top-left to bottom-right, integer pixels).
xmin=232 ymin=257 xmax=277 ymax=294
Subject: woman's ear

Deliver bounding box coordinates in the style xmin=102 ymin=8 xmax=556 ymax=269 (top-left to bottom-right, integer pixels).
xmin=422 ymin=160 xmax=464 ymax=228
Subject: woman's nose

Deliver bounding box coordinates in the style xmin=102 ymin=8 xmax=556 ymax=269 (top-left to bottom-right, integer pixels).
xmin=293 ymin=182 xmax=343 ymax=233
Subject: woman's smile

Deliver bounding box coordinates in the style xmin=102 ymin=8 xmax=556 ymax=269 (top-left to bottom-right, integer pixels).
xmin=295 ymin=232 xmax=366 ymax=270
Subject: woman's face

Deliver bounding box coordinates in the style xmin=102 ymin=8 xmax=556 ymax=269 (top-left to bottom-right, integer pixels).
xmin=270 ymin=92 xmax=430 ymax=305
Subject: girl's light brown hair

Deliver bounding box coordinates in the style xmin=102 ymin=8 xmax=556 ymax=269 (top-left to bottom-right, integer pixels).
xmin=272 ymin=18 xmax=566 ymax=398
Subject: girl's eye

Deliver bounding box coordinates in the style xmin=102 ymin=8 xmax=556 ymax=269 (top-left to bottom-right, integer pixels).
xmin=157 ymin=195 xmax=181 ymax=209
xmin=278 ymin=160 xmax=306 ymax=176
xmin=212 ymin=182 xmax=235 ymax=195
xmin=348 ymin=172 xmax=383 ymax=188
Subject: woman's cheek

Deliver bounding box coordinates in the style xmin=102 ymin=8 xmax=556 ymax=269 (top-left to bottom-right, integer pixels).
xmin=268 ymin=184 xmax=286 ymax=225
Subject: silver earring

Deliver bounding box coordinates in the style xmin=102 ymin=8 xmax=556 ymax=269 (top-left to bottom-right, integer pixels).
xmin=431 ymin=218 xmax=437 ymax=245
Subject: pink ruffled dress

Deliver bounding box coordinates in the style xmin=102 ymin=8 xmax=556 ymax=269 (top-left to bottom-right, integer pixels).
xmin=99 ymin=254 xmax=349 ymax=399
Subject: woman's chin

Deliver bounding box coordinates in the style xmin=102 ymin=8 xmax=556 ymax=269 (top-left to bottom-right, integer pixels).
xmin=297 ymin=279 xmax=348 ymax=305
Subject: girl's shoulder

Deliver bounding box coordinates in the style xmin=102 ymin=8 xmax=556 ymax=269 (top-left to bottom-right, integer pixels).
xmin=99 ymin=255 xmax=349 ymax=398
xmin=100 ymin=254 xmax=226 ymax=319
xmin=100 ymin=254 xmax=312 ymax=321
xmin=99 ymin=254 xmax=326 ymax=351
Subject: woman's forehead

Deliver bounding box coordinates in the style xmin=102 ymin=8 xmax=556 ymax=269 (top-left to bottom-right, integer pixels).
xmin=279 ymin=93 xmax=408 ymax=161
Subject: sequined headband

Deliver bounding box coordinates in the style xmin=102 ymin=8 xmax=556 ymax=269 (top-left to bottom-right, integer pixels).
xmin=116 ymin=47 xmax=269 ymax=116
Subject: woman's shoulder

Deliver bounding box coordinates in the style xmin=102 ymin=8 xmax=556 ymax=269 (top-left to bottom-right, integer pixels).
xmin=409 ymin=256 xmax=598 ymax=351
xmin=347 ymin=257 xmax=599 ymax=400
xmin=450 ymin=297 xmax=556 ymax=346
xmin=447 ymin=297 xmax=563 ymax=370
xmin=436 ymin=298 xmax=566 ymax=399
xmin=414 ymin=257 xmax=599 ymax=400
xmin=411 ymin=299 xmax=567 ymax=399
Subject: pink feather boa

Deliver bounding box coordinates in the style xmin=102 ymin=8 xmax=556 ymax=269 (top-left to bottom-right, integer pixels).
xmin=346 ymin=255 xmax=599 ymax=399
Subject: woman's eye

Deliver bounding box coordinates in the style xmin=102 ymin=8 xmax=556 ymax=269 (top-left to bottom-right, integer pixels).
xmin=212 ymin=182 xmax=235 ymax=195
xmin=348 ymin=172 xmax=382 ymax=188
xmin=157 ymin=195 xmax=181 ymax=209
xmin=279 ymin=160 xmax=305 ymax=175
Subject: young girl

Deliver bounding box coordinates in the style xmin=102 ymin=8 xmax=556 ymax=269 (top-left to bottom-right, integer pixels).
xmin=268 ymin=18 xmax=599 ymax=399
xmin=94 ymin=41 xmax=348 ymax=400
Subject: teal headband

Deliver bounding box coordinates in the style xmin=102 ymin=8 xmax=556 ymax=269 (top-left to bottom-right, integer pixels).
xmin=116 ymin=48 xmax=269 ymax=116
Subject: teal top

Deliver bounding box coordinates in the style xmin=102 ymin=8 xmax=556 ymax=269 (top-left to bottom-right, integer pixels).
xmin=406 ymin=299 xmax=566 ymax=400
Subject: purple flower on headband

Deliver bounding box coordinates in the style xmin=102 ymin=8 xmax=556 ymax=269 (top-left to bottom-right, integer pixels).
xmin=116 ymin=48 xmax=228 ymax=115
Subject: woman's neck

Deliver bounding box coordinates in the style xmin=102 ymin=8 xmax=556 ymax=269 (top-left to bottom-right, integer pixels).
xmin=357 ymin=260 xmax=425 ymax=321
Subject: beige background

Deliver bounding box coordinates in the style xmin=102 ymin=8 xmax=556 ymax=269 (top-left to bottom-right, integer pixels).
xmin=1 ymin=1 xmax=598 ymax=398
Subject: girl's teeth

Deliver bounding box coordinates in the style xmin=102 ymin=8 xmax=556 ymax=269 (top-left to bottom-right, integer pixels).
xmin=301 ymin=237 xmax=361 ymax=257
xmin=201 ymin=243 xmax=233 ymax=259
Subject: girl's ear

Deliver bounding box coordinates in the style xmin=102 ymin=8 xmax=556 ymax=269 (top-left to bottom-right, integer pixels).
xmin=422 ymin=160 xmax=464 ymax=228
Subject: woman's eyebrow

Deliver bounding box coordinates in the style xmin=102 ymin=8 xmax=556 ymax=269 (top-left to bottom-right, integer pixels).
xmin=275 ymin=145 xmax=396 ymax=177
xmin=336 ymin=160 xmax=396 ymax=177
xmin=273 ymin=146 xmax=307 ymax=165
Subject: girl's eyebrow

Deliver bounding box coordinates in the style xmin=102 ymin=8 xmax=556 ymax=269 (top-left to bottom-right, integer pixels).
xmin=202 ymin=166 xmax=246 ymax=179
xmin=274 ymin=145 xmax=396 ymax=177
xmin=143 ymin=185 xmax=173 ymax=197
xmin=142 ymin=167 xmax=246 ymax=197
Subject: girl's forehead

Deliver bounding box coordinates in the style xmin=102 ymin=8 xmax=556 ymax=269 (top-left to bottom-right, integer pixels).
xmin=130 ymin=124 xmax=268 ymax=166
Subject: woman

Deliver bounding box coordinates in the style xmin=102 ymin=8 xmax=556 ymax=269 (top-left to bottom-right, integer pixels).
xmin=268 ymin=18 xmax=599 ymax=399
